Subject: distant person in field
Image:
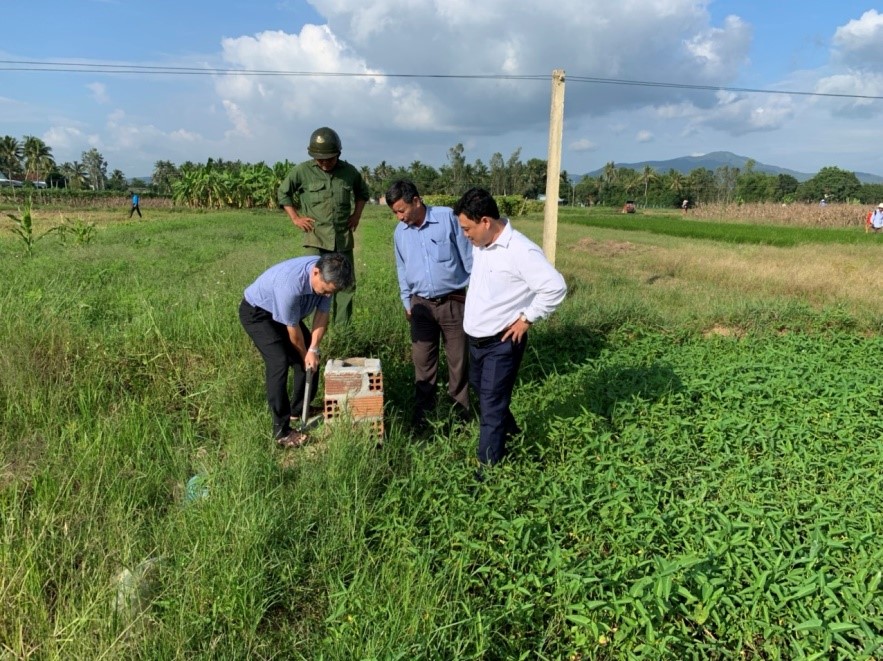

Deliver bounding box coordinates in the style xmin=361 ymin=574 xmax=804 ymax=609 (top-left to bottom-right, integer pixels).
xmin=386 ymin=180 xmax=473 ymax=433
xmin=681 ymin=199 xmax=689 ymax=214
xmin=239 ymin=253 xmax=354 ymax=447
xmin=454 ymin=188 xmax=567 ymax=472
xmin=277 ymin=127 xmax=370 ymax=326
xmin=128 ymin=192 xmax=142 ymax=218
xmin=871 ymin=203 xmax=883 ymax=233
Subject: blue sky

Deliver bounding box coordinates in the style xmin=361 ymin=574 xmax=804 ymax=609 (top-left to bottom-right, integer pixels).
xmin=2 ymin=0 xmax=883 ymax=179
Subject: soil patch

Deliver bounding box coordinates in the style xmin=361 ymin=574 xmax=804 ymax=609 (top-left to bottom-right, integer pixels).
xmin=703 ymin=324 xmax=745 ymax=339
xmin=572 ymin=237 xmax=641 ymax=257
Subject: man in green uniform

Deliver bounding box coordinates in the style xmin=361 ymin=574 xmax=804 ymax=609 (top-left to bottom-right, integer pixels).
xmin=278 ymin=127 xmax=370 ymax=326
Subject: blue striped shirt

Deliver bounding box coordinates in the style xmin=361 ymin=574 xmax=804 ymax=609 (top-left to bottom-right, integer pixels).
xmin=243 ymin=256 xmax=331 ymax=326
xmin=393 ymin=205 xmax=472 ymax=312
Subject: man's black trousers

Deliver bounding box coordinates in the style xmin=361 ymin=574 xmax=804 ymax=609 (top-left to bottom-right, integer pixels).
xmin=239 ymin=299 xmax=319 ymax=438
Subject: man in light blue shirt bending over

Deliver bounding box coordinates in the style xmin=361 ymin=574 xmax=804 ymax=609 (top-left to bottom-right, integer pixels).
xmin=387 ymin=180 xmax=473 ymax=433
xmin=239 ymin=253 xmax=354 ymax=447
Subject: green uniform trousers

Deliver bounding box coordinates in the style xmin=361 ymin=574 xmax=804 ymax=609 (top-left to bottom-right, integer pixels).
xmin=304 ymin=247 xmax=354 ymax=326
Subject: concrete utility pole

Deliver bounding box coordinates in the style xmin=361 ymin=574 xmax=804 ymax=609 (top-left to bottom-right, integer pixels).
xmin=542 ymin=69 xmax=565 ymax=266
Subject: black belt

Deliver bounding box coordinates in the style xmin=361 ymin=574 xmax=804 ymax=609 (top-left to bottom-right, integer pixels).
xmin=242 ymin=299 xmax=268 ymax=314
xmin=415 ymin=288 xmax=466 ymax=304
xmin=468 ymin=331 xmax=506 ymax=348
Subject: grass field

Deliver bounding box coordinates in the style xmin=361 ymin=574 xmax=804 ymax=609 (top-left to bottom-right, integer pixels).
xmin=2 ymin=203 xmax=882 ymax=659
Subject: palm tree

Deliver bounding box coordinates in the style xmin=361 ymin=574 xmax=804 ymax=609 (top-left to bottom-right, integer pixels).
xmin=622 ymin=171 xmax=641 ymax=200
xmin=601 ymin=161 xmax=617 ymax=204
xmin=446 ymin=143 xmax=467 ymax=194
xmin=560 ymin=170 xmax=573 ymax=204
xmin=151 ymin=160 xmax=180 ymax=196
xmin=489 ymin=152 xmax=506 ymax=196
xmin=641 ymin=165 xmax=657 ymax=207
xmin=22 ymin=136 xmax=55 ymax=182
xmin=687 ymin=168 xmax=715 ymax=205
xmin=667 ymin=169 xmax=686 ymax=199
xmin=0 ymin=135 xmax=23 ymax=178
xmin=60 ymin=161 xmax=89 ymax=190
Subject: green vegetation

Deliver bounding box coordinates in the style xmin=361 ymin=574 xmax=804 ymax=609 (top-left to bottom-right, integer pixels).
xmin=6 ymin=131 xmax=883 ymax=212
xmin=5 ymin=197 xmax=60 ymax=256
xmin=2 ymin=206 xmax=882 ymax=658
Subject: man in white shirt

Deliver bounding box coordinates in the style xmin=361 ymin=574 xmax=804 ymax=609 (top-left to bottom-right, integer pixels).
xmin=872 ymin=203 xmax=883 ymax=232
xmin=453 ymin=188 xmax=567 ymax=469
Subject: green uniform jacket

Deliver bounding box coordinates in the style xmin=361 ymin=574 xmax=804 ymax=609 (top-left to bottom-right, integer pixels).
xmin=277 ymin=159 xmax=370 ymax=252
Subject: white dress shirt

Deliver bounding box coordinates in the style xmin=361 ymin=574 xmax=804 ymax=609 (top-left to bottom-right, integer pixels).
xmin=463 ymin=220 xmax=567 ymax=338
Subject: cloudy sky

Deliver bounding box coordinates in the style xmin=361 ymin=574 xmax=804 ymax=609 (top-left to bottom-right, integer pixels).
xmin=2 ymin=0 xmax=883 ymax=178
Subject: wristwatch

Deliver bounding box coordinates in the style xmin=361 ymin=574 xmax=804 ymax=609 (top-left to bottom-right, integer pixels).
xmin=308 ymin=347 xmax=321 ymax=356
xmin=519 ymin=313 xmax=532 ymax=326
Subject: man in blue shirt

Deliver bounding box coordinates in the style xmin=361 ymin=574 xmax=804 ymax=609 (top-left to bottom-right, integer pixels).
xmin=128 ymin=192 xmax=142 ymax=218
xmin=239 ymin=253 xmax=354 ymax=446
xmin=387 ymin=180 xmax=473 ymax=431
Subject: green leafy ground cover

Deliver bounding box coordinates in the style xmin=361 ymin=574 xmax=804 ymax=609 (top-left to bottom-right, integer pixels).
xmin=1 ymin=208 xmax=882 ymax=659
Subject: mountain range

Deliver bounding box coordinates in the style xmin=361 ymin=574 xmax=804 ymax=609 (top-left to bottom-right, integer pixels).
xmin=585 ymin=151 xmax=883 ymax=184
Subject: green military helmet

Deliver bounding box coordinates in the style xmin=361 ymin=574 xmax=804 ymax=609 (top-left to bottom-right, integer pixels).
xmin=307 ymin=127 xmax=342 ymax=159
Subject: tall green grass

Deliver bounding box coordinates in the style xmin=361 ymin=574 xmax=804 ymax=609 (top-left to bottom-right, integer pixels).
xmin=2 ymin=207 xmax=882 ymax=658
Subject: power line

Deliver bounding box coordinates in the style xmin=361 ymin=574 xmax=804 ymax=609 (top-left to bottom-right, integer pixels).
xmin=0 ymin=59 xmax=547 ymax=80
xmin=1 ymin=59 xmax=881 ymax=100
xmin=567 ymin=75 xmax=883 ymax=101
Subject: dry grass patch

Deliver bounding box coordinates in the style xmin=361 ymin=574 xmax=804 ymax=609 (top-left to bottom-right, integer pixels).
xmin=559 ymin=219 xmax=883 ymax=322
xmin=572 ymin=237 xmax=643 ymax=257
xmin=2 ymin=206 xmax=179 ymax=234
xmin=691 ymin=202 xmax=871 ymax=228
xmin=641 ymin=242 xmax=882 ymax=313
xmin=702 ymin=324 xmax=745 ymax=339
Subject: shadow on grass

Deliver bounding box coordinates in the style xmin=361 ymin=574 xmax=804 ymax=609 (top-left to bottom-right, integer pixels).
xmin=517 ymin=361 xmax=683 ymax=460
xmin=577 ymin=363 xmax=681 ymax=419
xmin=514 ymin=322 xmax=683 ymax=460
xmin=317 ymin=315 xmax=682 ymax=466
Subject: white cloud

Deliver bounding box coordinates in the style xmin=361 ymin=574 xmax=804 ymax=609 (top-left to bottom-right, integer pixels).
xmin=215 ymin=25 xmax=443 ymax=138
xmin=689 ymin=91 xmax=795 ymax=135
xmin=222 ymin=100 xmax=252 ymax=138
xmin=832 ymin=10 xmax=883 ymax=68
xmin=813 ymin=72 xmax=883 ymax=118
xmin=208 ymin=0 xmax=756 ymax=149
xmin=87 ymin=82 xmax=109 ymax=104
xmin=170 ymin=129 xmax=200 ymax=142
xmin=16 ymin=1 xmax=883 ymax=178
xmin=43 ymin=126 xmax=86 ymax=152
xmin=655 ymin=102 xmax=698 ymax=120
xmin=569 ymin=138 xmax=597 ymax=152
xmin=682 ymin=15 xmax=752 ymax=81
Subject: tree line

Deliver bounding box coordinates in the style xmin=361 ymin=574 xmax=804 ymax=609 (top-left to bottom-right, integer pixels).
xmin=0 ymin=135 xmax=129 ymax=191
xmin=580 ymin=160 xmax=883 ymax=208
xmin=151 ymin=149 xmax=883 ymax=210
xmin=4 ymin=133 xmax=882 ymax=208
